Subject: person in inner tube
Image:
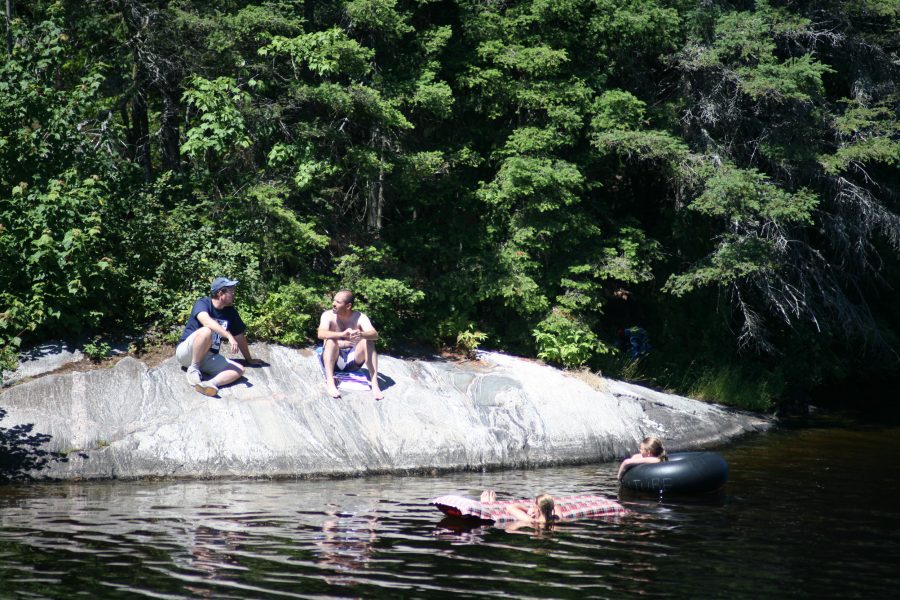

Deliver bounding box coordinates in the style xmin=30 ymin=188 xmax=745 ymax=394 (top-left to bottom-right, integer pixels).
xmin=617 ymin=436 xmax=668 ymax=479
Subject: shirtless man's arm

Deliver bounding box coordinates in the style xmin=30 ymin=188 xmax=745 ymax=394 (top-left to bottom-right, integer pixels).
xmin=355 ymin=314 xmax=378 ymax=340
xmin=317 ymin=312 xmax=357 ymax=344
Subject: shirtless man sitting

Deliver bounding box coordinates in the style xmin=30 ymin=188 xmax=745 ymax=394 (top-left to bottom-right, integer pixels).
xmin=317 ymin=290 xmax=384 ymax=400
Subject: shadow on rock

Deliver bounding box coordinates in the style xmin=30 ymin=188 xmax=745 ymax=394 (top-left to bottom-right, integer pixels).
xmin=19 ymin=340 xmax=80 ymax=363
xmin=377 ymin=373 xmax=395 ymax=390
xmin=0 ymin=407 xmax=71 ymax=483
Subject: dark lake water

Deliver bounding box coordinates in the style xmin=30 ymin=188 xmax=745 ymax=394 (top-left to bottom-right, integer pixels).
xmin=2 ymin=412 xmax=899 ymax=599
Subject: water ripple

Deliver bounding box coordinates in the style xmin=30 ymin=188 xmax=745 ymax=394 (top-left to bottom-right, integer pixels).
xmin=2 ymin=423 xmax=900 ymax=598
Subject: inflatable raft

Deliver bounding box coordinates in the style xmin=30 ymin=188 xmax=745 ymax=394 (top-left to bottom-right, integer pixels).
xmin=430 ymin=494 xmax=628 ymax=523
xmin=619 ymin=451 xmax=728 ymax=494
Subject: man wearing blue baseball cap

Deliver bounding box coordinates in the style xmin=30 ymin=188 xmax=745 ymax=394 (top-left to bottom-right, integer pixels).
xmin=175 ymin=276 xmax=263 ymax=396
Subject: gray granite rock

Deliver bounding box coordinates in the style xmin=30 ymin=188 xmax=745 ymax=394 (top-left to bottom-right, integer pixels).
xmin=0 ymin=344 xmax=772 ymax=480
xmin=1 ymin=341 xmax=83 ymax=386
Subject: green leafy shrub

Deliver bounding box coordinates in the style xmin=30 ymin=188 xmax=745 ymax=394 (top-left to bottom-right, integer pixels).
xmin=247 ymin=281 xmax=324 ymax=346
xmin=0 ymin=345 xmax=18 ymax=387
xmin=456 ymin=327 xmax=488 ymax=359
xmin=180 ymin=76 xmax=252 ymax=162
xmin=83 ymin=338 xmax=111 ymax=362
xmin=0 ymin=294 xmax=38 ymax=385
xmin=0 ymin=19 xmax=129 ymax=347
xmin=333 ymin=246 xmax=425 ymax=343
xmin=533 ymin=308 xmax=607 ymax=369
xmin=590 ymin=89 xmax=647 ymax=132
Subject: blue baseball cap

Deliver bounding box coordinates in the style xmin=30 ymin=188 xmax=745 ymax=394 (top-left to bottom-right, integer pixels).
xmin=211 ymin=277 xmax=239 ymax=294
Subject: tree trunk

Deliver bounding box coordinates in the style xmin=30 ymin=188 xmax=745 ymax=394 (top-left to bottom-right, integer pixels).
xmin=159 ymin=81 xmax=181 ymax=173
xmin=5 ymin=0 xmax=12 ymax=55
xmin=367 ymin=132 xmax=385 ymax=232
xmin=120 ymin=0 xmax=153 ymax=181
xmin=131 ymin=60 xmax=153 ymax=181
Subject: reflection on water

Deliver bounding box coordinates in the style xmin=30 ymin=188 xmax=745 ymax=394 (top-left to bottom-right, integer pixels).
xmin=1 ymin=416 xmax=899 ymax=598
xmin=317 ymin=507 xmax=378 ymax=583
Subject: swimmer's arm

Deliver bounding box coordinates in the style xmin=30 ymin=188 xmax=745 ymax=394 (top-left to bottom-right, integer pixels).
xmin=506 ymin=505 xmax=534 ymax=522
xmin=503 ymin=521 xmax=534 ymax=533
xmin=617 ymin=454 xmax=661 ymax=480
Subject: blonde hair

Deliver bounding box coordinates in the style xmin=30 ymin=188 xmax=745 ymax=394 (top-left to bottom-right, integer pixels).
xmin=640 ymin=436 xmax=668 ymax=462
xmin=535 ymin=494 xmax=556 ymax=522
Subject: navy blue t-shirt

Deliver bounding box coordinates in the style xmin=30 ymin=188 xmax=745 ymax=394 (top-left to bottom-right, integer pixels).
xmin=178 ymin=297 xmax=247 ymax=354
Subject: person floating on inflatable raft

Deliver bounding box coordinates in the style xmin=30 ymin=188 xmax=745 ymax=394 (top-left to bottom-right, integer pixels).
xmin=480 ymin=490 xmax=559 ymax=524
xmin=617 ymin=436 xmax=668 ymax=480
xmin=430 ymin=491 xmax=627 ymax=525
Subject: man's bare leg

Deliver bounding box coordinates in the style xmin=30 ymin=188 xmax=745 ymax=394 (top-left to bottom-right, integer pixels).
xmin=322 ymin=339 xmax=342 ymax=398
xmin=185 ymin=328 xmax=214 ymax=389
xmin=355 ymin=339 xmax=383 ymax=400
xmin=190 ymin=328 xmax=214 ymax=365
xmin=209 ymin=360 xmax=244 ymax=387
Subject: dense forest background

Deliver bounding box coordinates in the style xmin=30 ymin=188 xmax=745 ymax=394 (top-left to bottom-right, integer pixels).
xmin=1 ymin=0 xmax=898 ymax=410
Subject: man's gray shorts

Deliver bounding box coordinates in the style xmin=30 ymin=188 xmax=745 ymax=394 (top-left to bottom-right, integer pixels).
xmin=175 ymin=331 xmax=232 ymax=375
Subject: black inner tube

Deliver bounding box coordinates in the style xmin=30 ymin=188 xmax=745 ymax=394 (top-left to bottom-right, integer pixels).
xmin=619 ymin=452 xmax=729 ymax=494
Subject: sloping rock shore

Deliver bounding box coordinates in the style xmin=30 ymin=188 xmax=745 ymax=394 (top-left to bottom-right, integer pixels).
xmin=1 ymin=343 xmax=772 ymax=480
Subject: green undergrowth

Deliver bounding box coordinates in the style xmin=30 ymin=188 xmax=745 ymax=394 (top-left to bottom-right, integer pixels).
xmin=684 ymin=365 xmax=779 ymax=412
xmin=596 ymin=348 xmax=779 ymax=412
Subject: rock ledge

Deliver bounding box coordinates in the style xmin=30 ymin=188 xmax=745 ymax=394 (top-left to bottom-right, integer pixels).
xmin=0 ymin=344 xmax=772 ymax=480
